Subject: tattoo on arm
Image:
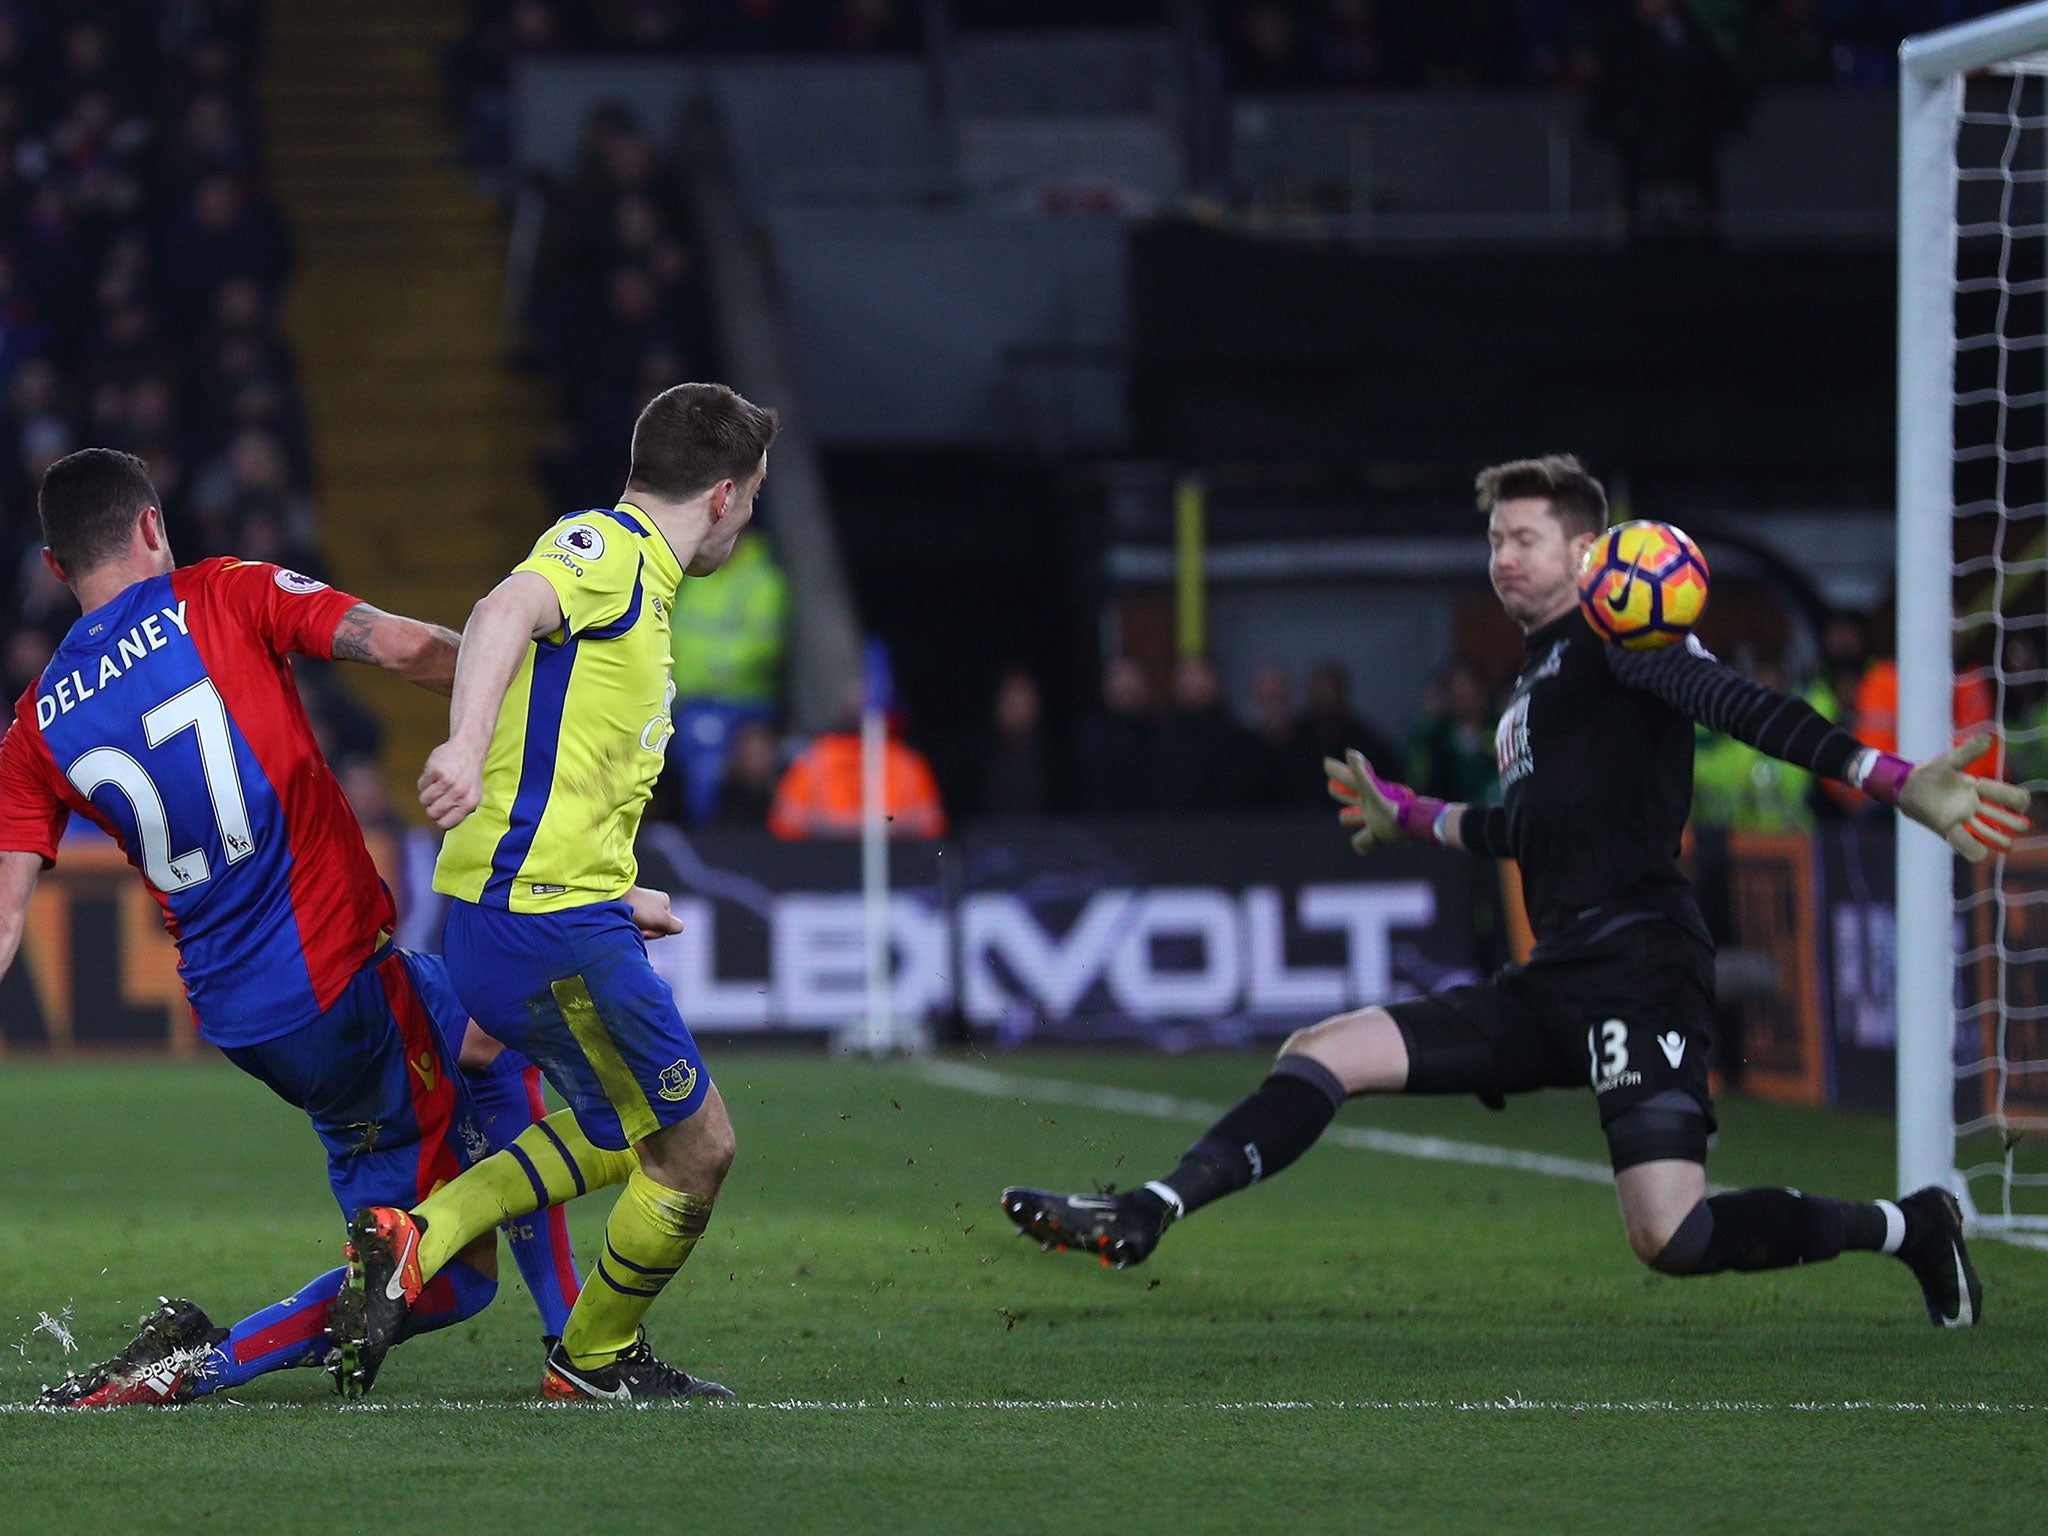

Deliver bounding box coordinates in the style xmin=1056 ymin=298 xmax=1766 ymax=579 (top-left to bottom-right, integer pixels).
xmin=331 ymin=602 xmax=378 ymax=664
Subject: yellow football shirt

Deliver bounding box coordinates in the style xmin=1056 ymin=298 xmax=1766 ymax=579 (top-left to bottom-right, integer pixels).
xmin=435 ymin=504 xmax=684 ymax=912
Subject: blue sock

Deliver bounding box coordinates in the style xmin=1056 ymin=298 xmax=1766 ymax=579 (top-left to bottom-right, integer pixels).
xmin=194 ymin=1266 xmax=346 ymax=1394
xmin=466 ymin=1054 xmax=584 ymax=1338
xmin=503 ymin=1204 xmax=581 ymax=1339
xmin=399 ymin=1257 xmax=498 ymax=1342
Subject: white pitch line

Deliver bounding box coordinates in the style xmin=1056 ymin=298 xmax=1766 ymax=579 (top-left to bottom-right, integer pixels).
xmin=906 ymin=1059 xmax=1619 ymax=1186
xmin=3 ymin=1397 xmax=2043 ymax=1416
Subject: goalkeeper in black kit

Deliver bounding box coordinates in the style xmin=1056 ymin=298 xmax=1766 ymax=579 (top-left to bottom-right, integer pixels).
xmin=1001 ymin=454 xmax=2031 ymax=1327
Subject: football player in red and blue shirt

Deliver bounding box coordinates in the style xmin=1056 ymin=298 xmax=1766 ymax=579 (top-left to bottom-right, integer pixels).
xmin=0 ymin=449 xmax=615 ymax=1405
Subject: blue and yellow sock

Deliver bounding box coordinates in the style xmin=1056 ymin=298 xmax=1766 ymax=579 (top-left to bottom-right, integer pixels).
xmin=414 ymin=1108 xmax=634 ymax=1279
xmin=559 ymin=1170 xmax=713 ymax=1368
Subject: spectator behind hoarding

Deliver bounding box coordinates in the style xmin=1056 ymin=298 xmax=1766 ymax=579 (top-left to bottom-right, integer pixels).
xmin=974 ymin=667 xmax=1053 ymax=817
xmin=1154 ymin=654 xmax=1263 ymax=813
xmin=668 ymin=528 xmax=789 ymax=821
xmin=1076 ymin=655 xmax=1159 ymax=813
xmin=715 ymin=717 xmax=784 ymax=826
xmin=2003 ymin=631 xmax=2048 ymax=790
xmin=1248 ymin=662 xmax=1307 ymax=806
xmin=1808 ymin=611 xmax=1868 ymax=728
xmin=1294 ymin=659 xmax=1403 ymax=800
xmin=767 ymin=691 xmax=946 ymax=840
xmin=1406 ymin=658 xmax=1500 ymax=808
xmin=1854 ymin=657 xmax=1997 ymax=778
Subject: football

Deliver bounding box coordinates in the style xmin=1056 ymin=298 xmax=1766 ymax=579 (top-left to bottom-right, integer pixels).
xmin=1577 ymin=520 xmax=1711 ymax=650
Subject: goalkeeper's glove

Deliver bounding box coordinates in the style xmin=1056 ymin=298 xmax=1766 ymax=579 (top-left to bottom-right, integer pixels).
xmin=1858 ymin=732 xmax=2032 ymax=863
xmin=1324 ymin=749 xmax=1449 ymax=854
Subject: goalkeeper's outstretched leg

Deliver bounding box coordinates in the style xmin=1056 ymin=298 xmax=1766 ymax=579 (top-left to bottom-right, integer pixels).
xmin=1002 ymin=1005 xmax=1402 ymax=1272
xmin=1002 ymin=997 xmax=1983 ymax=1325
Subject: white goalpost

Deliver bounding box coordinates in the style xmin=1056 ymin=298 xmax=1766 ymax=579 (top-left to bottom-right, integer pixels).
xmin=1899 ymin=1 xmax=2048 ymax=1239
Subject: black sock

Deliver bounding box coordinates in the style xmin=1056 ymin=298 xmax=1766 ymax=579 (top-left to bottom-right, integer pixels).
xmin=1153 ymin=1056 xmax=1346 ymax=1217
xmin=1653 ymin=1188 xmax=1893 ymax=1275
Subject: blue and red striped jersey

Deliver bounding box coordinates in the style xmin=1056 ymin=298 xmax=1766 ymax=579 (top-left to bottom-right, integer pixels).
xmin=0 ymin=558 xmax=397 ymax=1047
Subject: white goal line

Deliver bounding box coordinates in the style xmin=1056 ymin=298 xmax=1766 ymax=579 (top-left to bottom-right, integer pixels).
xmin=7 ymin=1397 xmax=2041 ymax=1416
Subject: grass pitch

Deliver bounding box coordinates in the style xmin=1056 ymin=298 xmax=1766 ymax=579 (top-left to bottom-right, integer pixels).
xmin=2 ymin=1051 xmax=2044 ymax=1535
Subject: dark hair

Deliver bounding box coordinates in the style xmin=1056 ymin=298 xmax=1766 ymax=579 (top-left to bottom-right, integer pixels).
xmin=39 ymin=448 xmax=160 ymax=576
xmin=627 ymin=383 xmax=779 ymax=501
xmin=1473 ymin=453 xmax=1608 ymax=539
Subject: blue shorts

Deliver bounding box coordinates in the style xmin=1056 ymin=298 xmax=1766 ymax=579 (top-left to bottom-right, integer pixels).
xmin=223 ymin=948 xmax=488 ymax=1219
xmin=441 ymin=898 xmax=710 ymax=1152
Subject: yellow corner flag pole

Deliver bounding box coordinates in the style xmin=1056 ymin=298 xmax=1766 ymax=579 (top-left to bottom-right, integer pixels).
xmin=1175 ymin=473 xmax=1206 ymax=658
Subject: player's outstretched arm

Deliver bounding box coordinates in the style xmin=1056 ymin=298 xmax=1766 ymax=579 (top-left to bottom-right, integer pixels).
xmin=0 ymin=849 xmax=43 ymax=977
xmin=1606 ymin=638 xmax=1859 ymax=774
xmin=329 ymin=602 xmax=464 ymax=696
xmin=1607 ymin=642 xmax=2032 ymax=862
xmin=1325 ymin=749 xmax=1470 ymax=852
xmin=419 ymin=572 xmax=565 ymax=830
xmin=1862 ymin=732 xmax=2031 ymax=863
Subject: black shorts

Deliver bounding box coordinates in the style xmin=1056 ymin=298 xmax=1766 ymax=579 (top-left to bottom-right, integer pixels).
xmin=1383 ymin=915 xmax=1717 ymax=1171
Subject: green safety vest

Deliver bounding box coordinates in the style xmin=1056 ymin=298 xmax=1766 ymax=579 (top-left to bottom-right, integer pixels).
xmin=1692 ymin=721 xmax=1815 ymax=835
xmin=668 ymin=532 xmax=790 ymax=706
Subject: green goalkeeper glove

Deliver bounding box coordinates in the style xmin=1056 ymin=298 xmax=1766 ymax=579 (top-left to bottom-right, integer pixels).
xmin=1863 ymin=732 xmax=2032 ymax=863
xmin=1325 ymin=750 xmax=1448 ymax=854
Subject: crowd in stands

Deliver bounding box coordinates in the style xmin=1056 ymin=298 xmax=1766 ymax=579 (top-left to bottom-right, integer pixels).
xmin=3 ymin=12 xmax=335 ymax=704
xmin=672 ymin=622 xmax=1501 ymax=838
xmin=440 ymin=0 xmax=2021 ymax=246
xmin=526 ymin=104 xmax=716 ymax=511
xmin=672 ymin=586 xmax=2046 ymax=844
xmin=443 ymin=0 xmax=2022 ymax=155
xmin=1215 ymin=1 xmax=2019 ymax=232
xmin=0 ymin=3 xmax=379 ymax=771
xmin=1214 ymin=1 xmax=2017 ymax=94
xmin=441 ymin=0 xmax=1191 ymax=180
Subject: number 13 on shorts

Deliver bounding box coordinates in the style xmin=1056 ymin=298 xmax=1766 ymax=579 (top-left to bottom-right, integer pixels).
xmin=1588 ymin=1019 xmax=1630 ymax=1088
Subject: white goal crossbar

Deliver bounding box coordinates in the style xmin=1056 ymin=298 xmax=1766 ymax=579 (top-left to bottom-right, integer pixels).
xmin=1899 ymin=2 xmax=2048 ymax=1234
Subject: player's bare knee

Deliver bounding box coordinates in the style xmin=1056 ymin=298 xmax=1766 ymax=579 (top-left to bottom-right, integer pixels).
xmin=1625 ymin=1219 xmax=1672 ymax=1268
xmin=1613 ymin=1149 xmax=1712 ymax=1271
xmin=1281 ymin=1006 xmax=1378 ymax=1054
xmin=1278 ymin=1007 xmax=1404 ymax=1094
xmin=637 ymin=1089 xmax=735 ymax=1195
xmin=696 ymin=1083 xmax=736 ymax=1183
xmin=697 ymin=1112 xmax=737 ymax=1189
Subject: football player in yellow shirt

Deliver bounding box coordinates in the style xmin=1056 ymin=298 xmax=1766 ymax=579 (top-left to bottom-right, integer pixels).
xmin=333 ymin=383 xmax=778 ymax=1401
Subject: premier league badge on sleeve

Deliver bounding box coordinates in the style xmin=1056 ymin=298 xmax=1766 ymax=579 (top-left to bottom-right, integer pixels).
xmin=274 ymin=568 xmax=329 ymax=594
xmin=553 ymin=524 xmax=606 ymax=562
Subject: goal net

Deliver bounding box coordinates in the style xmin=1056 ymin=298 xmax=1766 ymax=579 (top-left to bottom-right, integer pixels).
xmin=1900 ymin=3 xmax=2048 ymax=1241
